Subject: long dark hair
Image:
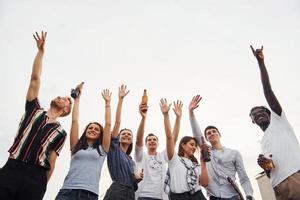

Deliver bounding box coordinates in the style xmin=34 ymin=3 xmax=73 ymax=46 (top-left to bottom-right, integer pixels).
xmin=72 ymin=122 xmax=104 ymax=156
xmin=119 ymin=128 xmax=133 ymax=155
xmin=178 ymin=136 xmax=199 ymax=164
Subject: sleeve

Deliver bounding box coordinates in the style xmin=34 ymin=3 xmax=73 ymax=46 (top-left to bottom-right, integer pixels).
xmin=110 ymin=136 xmax=120 ymax=151
xmin=168 ymin=151 xmax=178 ymax=164
xmin=99 ymin=145 xmax=107 ymax=156
xmin=189 ymin=115 xmax=204 ymax=145
xmin=134 ymin=144 xmax=144 ymax=163
xmin=25 ymin=98 xmax=41 ymax=111
xmin=51 ymin=129 xmax=67 ymax=156
xmin=235 ymin=151 xmax=254 ymax=197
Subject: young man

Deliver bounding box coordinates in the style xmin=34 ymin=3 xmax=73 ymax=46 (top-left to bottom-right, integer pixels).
xmin=0 ymin=31 xmax=71 ymax=200
xmin=134 ymin=100 xmax=182 ymax=200
xmin=250 ymin=46 xmax=300 ymax=200
xmin=189 ymin=95 xmax=254 ymax=200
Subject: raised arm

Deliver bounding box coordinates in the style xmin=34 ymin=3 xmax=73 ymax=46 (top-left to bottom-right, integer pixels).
xmin=69 ymin=82 xmax=84 ymax=151
xmin=135 ymin=104 xmax=148 ymax=147
xmin=111 ymin=84 xmax=129 ymax=138
xmin=26 ymin=31 xmax=47 ymax=101
xmin=101 ymin=89 xmax=112 ymax=152
xmin=250 ymin=45 xmax=282 ymax=115
xmin=134 ymin=104 xmax=147 ymax=162
xmin=188 ymin=95 xmax=204 ymax=145
xmin=160 ymin=99 xmax=173 ymax=160
xmin=172 ymin=100 xmax=182 ymax=145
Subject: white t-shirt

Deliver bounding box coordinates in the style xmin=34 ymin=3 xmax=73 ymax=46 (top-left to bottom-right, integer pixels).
xmin=261 ymin=111 xmax=300 ymax=187
xmin=168 ymin=153 xmax=201 ymax=194
xmin=134 ymin=145 xmax=168 ymax=199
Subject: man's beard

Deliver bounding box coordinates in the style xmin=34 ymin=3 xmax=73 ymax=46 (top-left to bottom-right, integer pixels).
xmin=50 ymin=100 xmax=61 ymax=109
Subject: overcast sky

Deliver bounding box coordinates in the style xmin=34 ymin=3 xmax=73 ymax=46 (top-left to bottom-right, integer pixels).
xmin=1 ymin=0 xmax=300 ymax=199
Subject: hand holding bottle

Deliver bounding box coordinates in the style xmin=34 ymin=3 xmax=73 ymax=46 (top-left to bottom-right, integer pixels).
xmin=140 ymin=89 xmax=148 ymax=113
xmin=257 ymin=154 xmax=274 ymax=171
xmin=200 ymin=136 xmax=211 ymax=162
xmin=71 ymin=82 xmax=84 ymax=99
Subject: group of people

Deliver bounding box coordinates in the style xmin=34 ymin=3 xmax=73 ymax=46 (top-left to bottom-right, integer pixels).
xmin=0 ymin=31 xmax=299 ymax=200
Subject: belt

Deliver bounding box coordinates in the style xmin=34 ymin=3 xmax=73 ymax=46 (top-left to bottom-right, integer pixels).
xmin=210 ymin=195 xmax=239 ymax=200
xmin=5 ymin=158 xmax=47 ymax=171
xmin=73 ymin=189 xmax=98 ymax=198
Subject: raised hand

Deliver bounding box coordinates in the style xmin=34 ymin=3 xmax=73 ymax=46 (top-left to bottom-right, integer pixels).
xmin=74 ymin=82 xmax=84 ymax=99
xmin=139 ymin=104 xmax=148 ymax=118
xmin=250 ymin=45 xmax=264 ymax=61
xmin=189 ymin=95 xmax=202 ymax=112
xmin=33 ymin=31 xmax=47 ymax=52
xmin=173 ymin=100 xmax=183 ymax=117
xmin=159 ymin=98 xmax=171 ymax=115
xmin=102 ymin=89 xmax=112 ymax=103
xmin=118 ymin=84 xmax=130 ymax=100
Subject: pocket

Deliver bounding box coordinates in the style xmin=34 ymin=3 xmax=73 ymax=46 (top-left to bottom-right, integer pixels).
xmin=88 ymin=194 xmax=99 ymax=200
xmin=273 ymin=183 xmax=287 ymax=199
xmin=56 ymin=189 xmax=73 ymax=198
xmin=273 ymin=186 xmax=281 ymax=198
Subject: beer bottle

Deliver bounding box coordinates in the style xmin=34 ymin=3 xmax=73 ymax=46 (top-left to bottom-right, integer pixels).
xmin=263 ymin=154 xmax=274 ymax=170
xmin=71 ymin=82 xmax=84 ymax=99
xmin=140 ymin=89 xmax=148 ymax=113
xmin=202 ymin=149 xmax=211 ymax=162
xmin=141 ymin=89 xmax=148 ymax=105
xmin=201 ymin=137 xmax=211 ymax=162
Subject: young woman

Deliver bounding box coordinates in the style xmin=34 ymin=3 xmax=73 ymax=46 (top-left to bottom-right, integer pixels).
xmin=160 ymin=98 xmax=209 ymax=200
xmin=55 ymin=83 xmax=112 ymax=200
xmin=103 ymin=85 xmax=143 ymax=200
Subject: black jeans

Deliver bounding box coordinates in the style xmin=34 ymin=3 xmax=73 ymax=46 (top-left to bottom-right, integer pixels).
xmin=103 ymin=181 xmax=135 ymax=200
xmin=170 ymin=190 xmax=206 ymax=200
xmin=0 ymin=159 xmax=47 ymax=200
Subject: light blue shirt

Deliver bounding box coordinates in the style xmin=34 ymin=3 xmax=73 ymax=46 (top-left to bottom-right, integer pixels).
xmin=61 ymin=145 xmax=106 ymax=195
xmin=190 ymin=116 xmax=253 ymax=198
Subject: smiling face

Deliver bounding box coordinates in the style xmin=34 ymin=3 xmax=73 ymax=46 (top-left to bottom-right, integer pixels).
xmin=181 ymin=138 xmax=197 ymax=158
xmin=250 ymin=106 xmax=271 ymax=127
xmin=119 ymin=129 xmax=133 ymax=145
xmin=145 ymin=134 xmax=159 ymax=151
xmin=85 ymin=123 xmax=101 ymax=142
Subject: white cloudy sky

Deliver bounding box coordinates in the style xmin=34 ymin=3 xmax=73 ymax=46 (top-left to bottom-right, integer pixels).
xmin=1 ymin=0 xmax=300 ymax=199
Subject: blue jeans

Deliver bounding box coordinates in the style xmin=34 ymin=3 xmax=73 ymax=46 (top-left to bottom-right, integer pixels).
xmin=55 ymin=189 xmax=98 ymax=200
xmin=209 ymin=196 xmax=240 ymax=200
xmin=170 ymin=190 xmax=206 ymax=200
